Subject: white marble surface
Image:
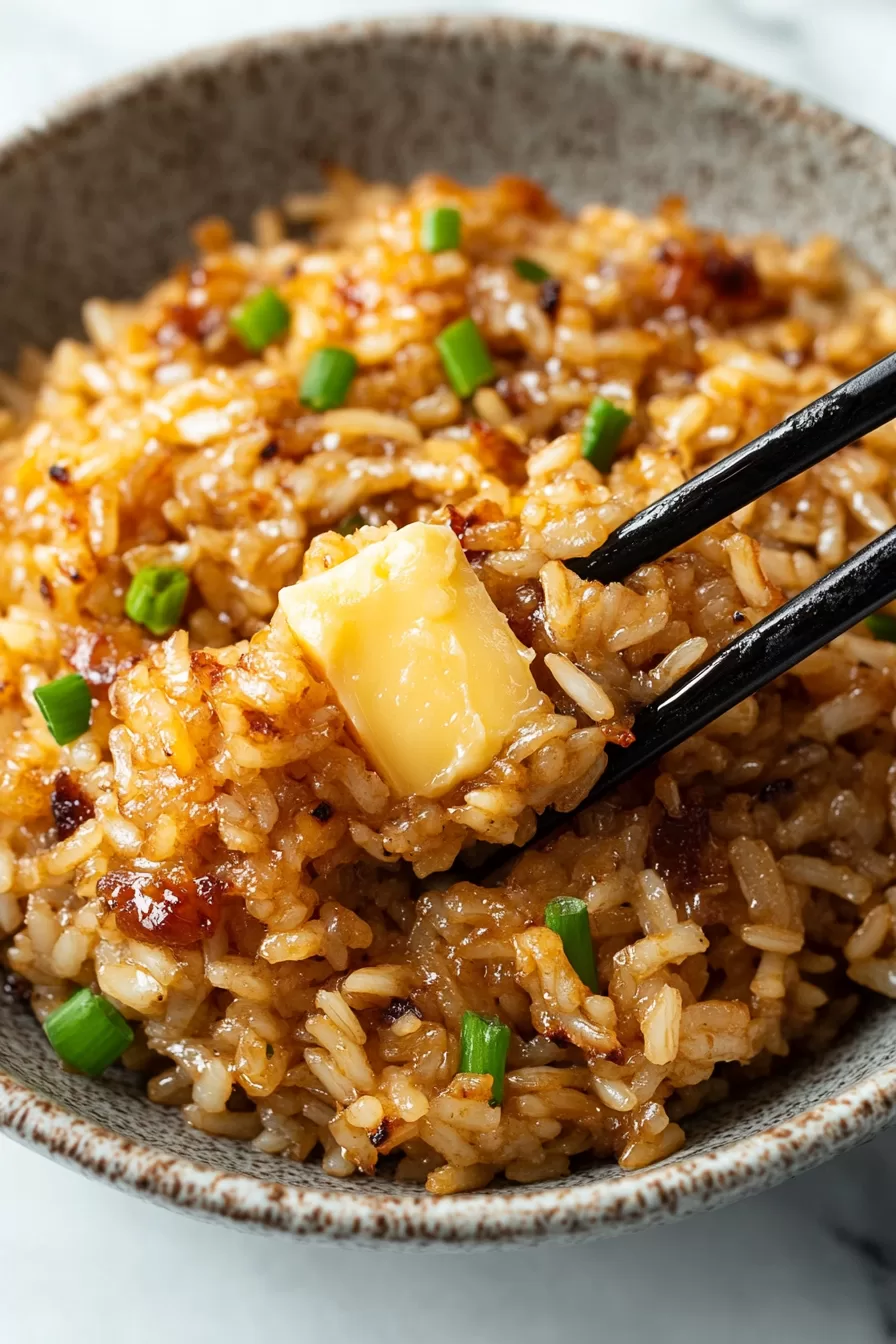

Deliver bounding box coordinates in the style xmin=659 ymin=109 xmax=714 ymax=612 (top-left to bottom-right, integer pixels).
xmin=1 ymin=1 xmax=896 ymax=1340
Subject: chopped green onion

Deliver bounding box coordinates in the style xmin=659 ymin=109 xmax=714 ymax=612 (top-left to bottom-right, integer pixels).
xmin=513 ymin=257 xmax=551 ymax=283
xmin=422 ymin=206 xmax=462 ymax=253
xmin=43 ymin=987 xmax=134 ymax=1076
xmin=581 ymin=396 xmax=633 ymax=472
xmin=545 ymin=897 xmax=598 ymax=991
xmin=866 ymin=612 xmax=896 ymax=642
xmin=229 ymin=287 xmax=290 ymax=352
xmin=300 ymin=347 xmax=358 ymax=411
xmin=336 ymin=512 xmax=364 ymax=536
xmin=34 ymin=674 xmax=91 ymax=746
xmin=125 ymin=566 xmax=190 ymax=637
xmin=436 ymin=317 xmax=495 ymax=399
xmin=458 ymin=1010 xmax=511 ymax=1106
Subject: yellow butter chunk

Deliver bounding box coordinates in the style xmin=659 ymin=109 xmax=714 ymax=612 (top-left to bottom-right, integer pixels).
xmin=279 ymin=522 xmax=546 ymax=798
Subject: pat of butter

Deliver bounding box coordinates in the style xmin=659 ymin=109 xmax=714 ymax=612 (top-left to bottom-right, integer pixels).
xmin=279 ymin=522 xmax=545 ymax=798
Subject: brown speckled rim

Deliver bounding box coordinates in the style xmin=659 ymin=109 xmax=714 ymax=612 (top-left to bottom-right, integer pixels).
xmin=1 ymin=15 xmax=896 ymax=1245
xmin=3 ymin=1066 xmax=896 ymax=1243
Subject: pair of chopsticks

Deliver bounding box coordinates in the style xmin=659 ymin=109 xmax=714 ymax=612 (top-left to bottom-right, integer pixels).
xmin=464 ymin=350 xmax=896 ymax=881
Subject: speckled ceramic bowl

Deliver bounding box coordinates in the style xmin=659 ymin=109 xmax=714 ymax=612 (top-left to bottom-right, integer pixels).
xmin=1 ymin=17 xmax=895 ymax=1246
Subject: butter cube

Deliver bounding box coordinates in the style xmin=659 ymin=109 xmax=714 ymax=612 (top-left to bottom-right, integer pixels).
xmin=279 ymin=523 xmax=545 ymax=798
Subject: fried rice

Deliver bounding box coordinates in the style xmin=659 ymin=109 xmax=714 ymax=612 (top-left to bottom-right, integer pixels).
xmin=2 ymin=169 xmax=896 ymax=1194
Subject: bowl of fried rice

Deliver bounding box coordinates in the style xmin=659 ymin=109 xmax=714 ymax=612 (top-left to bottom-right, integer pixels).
xmin=1 ymin=17 xmax=896 ymax=1245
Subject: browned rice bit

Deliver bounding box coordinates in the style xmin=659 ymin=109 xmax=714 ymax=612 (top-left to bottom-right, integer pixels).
xmin=1 ymin=169 xmax=896 ymax=1194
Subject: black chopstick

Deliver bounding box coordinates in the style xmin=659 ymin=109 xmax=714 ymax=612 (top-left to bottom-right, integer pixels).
xmin=567 ymin=350 xmax=896 ymax=586
xmin=465 ymin=526 xmax=896 ymax=882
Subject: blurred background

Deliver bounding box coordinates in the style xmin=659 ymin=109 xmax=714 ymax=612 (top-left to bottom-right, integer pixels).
xmin=3 ymin=0 xmax=896 ymax=142
xmin=1 ymin=2 xmax=895 ymax=1341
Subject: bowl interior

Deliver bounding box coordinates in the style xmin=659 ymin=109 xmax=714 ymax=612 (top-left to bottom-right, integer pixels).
xmin=1 ymin=19 xmax=895 ymax=1240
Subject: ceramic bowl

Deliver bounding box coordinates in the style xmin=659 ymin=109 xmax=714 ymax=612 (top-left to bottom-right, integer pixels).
xmin=1 ymin=17 xmax=895 ymax=1246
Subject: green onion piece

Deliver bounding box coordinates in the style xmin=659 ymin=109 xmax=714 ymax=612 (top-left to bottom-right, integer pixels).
xmin=229 ymin=287 xmax=291 ymax=352
xmin=436 ymin=317 xmax=495 ymax=399
xmin=336 ymin=512 xmax=364 ymax=536
xmin=422 ymin=206 xmax=462 ymax=253
xmin=544 ymin=897 xmax=598 ymax=991
xmin=34 ymin=674 xmax=92 ymax=746
xmin=300 ymin=347 xmax=358 ymax=411
xmin=43 ymin=987 xmax=134 ymax=1076
xmin=125 ymin=566 xmax=190 ymax=637
xmin=865 ymin=612 xmax=896 ymax=642
xmin=513 ymin=257 xmax=551 ymax=283
xmin=458 ymin=1010 xmax=511 ymax=1106
xmin=581 ymin=396 xmax=633 ymax=472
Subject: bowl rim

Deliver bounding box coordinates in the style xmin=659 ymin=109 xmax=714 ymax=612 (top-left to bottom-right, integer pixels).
xmin=1 ymin=13 xmax=896 ymax=1244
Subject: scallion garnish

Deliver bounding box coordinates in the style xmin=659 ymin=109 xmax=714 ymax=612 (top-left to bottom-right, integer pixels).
xmin=513 ymin=257 xmax=551 ymax=283
xmin=458 ymin=1010 xmax=511 ymax=1105
xmin=34 ymin=674 xmax=92 ymax=746
xmin=43 ymin=987 xmax=134 ymax=1076
xmin=300 ymin=347 xmax=358 ymax=411
xmin=336 ymin=512 xmax=364 ymax=536
xmin=435 ymin=317 xmax=495 ymax=399
xmin=545 ymin=897 xmax=598 ymax=991
xmin=865 ymin=612 xmax=896 ymax=642
xmin=581 ymin=396 xmax=633 ymax=472
xmin=125 ymin=566 xmax=190 ymax=637
xmin=422 ymin=207 xmax=462 ymax=253
xmin=229 ymin=287 xmax=291 ymax=353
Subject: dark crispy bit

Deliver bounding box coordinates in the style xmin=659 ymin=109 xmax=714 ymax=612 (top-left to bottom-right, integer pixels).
xmin=190 ymin=649 xmax=227 ymax=689
xmin=370 ymin=1119 xmax=391 ymax=1148
xmin=227 ymin=1085 xmax=256 ymax=1112
xmin=758 ymin=777 xmax=796 ymax=804
xmin=381 ymin=996 xmax=422 ymax=1027
xmin=648 ymin=797 xmax=728 ymax=903
xmin=48 ymin=463 xmax=70 ymax=484
xmin=652 ymin=239 xmax=763 ymax=316
xmin=702 ymin=246 xmax=760 ymax=301
xmin=244 ymin=708 xmax=279 ymax=737
xmin=259 ymin=440 xmax=279 ymax=461
xmin=156 ymin=303 xmax=222 ymax=347
xmin=732 ymin=610 xmax=746 ymax=624
xmin=99 ymin=867 xmax=227 ymax=947
xmin=50 ymin=770 xmax=95 ymax=840
xmin=602 ymin=722 xmax=636 ymax=749
xmin=311 ymin=801 xmax=333 ymax=822
xmin=446 ymin=505 xmax=466 ymax=539
xmin=39 ymin=576 xmax=53 ymax=605
xmin=538 ymin=277 xmax=561 ymax=317
xmin=444 ymin=498 xmax=506 ymax=550
xmin=468 ymin=421 xmax=528 ymax=486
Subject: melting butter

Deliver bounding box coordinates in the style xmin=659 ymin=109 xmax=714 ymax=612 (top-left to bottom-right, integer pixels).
xmin=279 ymin=522 xmax=545 ymax=798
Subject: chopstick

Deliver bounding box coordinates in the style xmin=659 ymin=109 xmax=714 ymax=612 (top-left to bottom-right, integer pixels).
xmin=567 ymin=350 xmax=896 ymax=585
xmin=465 ymin=525 xmax=896 ymax=883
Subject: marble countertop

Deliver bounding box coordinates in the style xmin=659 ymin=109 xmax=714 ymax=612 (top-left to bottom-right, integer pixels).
xmin=1 ymin=2 xmax=895 ymax=1340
